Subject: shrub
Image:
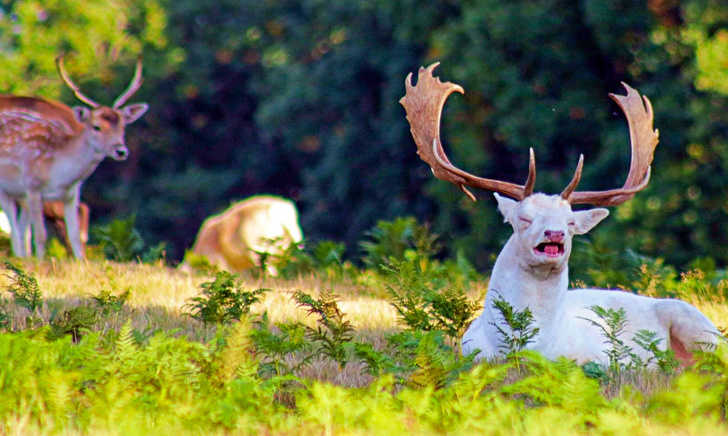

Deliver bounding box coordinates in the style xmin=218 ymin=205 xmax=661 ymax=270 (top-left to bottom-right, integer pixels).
xmin=382 ymin=257 xmax=479 ymax=351
xmin=93 ymin=215 xmax=166 ymax=263
xmin=48 ymin=305 xmax=98 ymax=343
xmin=294 ymin=290 xmax=355 ymax=369
xmin=4 ymin=261 xmax=43 ymax=328
xmin=93 ymin=289 xmax=131 ymax=316
xmin=360 ymin=217 xmax=439 ymax=271
xmin=92 ymin=215 xmax=145 ymax=262
xmin=185 ymin=271 xmax=268 ymax=324
xmin=252 ymin=313 xmax=311 ymax=378
xmin=271 ymin=239 xmax=353 ymax=281
xmin=489 ymin=293 xmax=540 ymax=357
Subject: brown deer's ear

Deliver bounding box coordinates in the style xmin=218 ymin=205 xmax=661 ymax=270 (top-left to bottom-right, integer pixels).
xmin=572 ymin=208 xmax=609 ymax=235
xmin=72 ymin=106 xmax=91 ymax=122
xmin=121 ymin=103 xmax=149 ymax=124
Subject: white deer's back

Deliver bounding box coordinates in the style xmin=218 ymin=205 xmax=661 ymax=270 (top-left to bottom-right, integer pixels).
xmin=464 ymin=286 xmax=719 ymax=365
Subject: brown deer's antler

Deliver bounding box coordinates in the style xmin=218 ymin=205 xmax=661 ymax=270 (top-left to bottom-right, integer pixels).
xmin=564 ymin=82 xmax=659 ymax=206
xmin=113 ymin=58 xmax=144 ymax=108
xmin=399 ymin=62 xmax=536 ymax=202
xmin=56 ymin=56 xmax=100 ymax=108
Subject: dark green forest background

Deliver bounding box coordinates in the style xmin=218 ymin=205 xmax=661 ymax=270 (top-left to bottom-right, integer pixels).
xmin=1 ymin=0 xmax=727 ymax=268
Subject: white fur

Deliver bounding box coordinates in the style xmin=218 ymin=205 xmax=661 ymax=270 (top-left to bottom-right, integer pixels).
xmin=462 ymin=193 xmax=720 ymax=365
xmin=0 ymin=210 xmax=10 ymax=234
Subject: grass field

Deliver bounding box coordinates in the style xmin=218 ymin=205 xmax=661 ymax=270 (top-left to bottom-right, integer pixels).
xmin=1 ymin=236 xmax=728 ymax=434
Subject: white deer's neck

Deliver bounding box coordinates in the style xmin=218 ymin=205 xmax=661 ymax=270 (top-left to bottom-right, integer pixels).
xmin=486 ymin=234 xmax=570 ymax=326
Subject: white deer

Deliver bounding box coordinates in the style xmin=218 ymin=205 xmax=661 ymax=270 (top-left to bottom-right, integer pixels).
xmin=400 ymin=63 xmax=720 ymax=366
xmin=0 ymin=56 xmax=148 ymax=259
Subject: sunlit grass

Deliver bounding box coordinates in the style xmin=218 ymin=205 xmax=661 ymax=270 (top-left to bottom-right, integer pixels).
xmin=2 ymin=255 xmax=726 ymax=394
xmin=0 ymin=258 xmax=402 ymax=341
xmin=3 ymin=257 xmax=725 ymax=338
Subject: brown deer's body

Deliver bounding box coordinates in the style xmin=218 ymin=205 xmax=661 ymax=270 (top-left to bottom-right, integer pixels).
xmin=43 ymin=200 xmax=90 ymax=254
xmin=189 ymin=196 xmax=303 ymax=275
xmin=0 ymin=57 xmax=147 ymax=258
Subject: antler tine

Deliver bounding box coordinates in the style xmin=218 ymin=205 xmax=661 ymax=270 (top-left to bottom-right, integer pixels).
xmin=400 ymin=62 xmax=535 ymax=202
xmin=560 ymin=154 xmax=584 ymax=199
xmin=524 ymin=147 xmax=536 ymax=197
xmin=55 ymin=56 xmax=100 ymax=108
xmin=113 ymin=57 xmax=144 ymax=108
xmin=566 ymin=83 xmax=659 ymax=206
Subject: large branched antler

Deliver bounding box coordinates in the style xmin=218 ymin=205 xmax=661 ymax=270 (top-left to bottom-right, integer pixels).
xmin=400 ymin=63 xmax=659 ymax=207
xmin=399 ymin=62 xmax=535 ymax=202
xmin=564 ymin=82 xmax=659 ymax=206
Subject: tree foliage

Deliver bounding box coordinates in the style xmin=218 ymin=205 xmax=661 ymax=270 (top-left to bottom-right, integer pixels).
xmin=1 ymin=0 xmax=727 ymax=268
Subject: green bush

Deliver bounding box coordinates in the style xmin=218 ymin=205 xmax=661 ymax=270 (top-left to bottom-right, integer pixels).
xmin=185 ymin=271 xmax=268 ymax=325
xmin=3 ymin=261 xmax=43 ymax=328
xmin=382 ymin=256 xmax=480 ymax=351
xmin=360 ymin=217 xmax=440 ymax=271
xmin=294 ymin=290 xmax=355 ymax=369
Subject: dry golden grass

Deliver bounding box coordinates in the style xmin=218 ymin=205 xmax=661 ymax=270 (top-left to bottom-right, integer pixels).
xmin=2 ymin=257 xmax=725 ymax=337
xmin=687 ymin=296 xmax=728 ymax=332
xmin=2 ymin=256 xmax=726 ymax=392
xmin=0 ymin=258 xmax=402 ymax=341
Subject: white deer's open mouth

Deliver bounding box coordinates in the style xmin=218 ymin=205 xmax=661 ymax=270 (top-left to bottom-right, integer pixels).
xmin=533 ymin=242 xmax=564 ymax=258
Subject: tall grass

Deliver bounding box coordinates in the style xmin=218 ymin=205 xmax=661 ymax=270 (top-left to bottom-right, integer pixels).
xmin=0 ymin=218 xmax=727 ymax=434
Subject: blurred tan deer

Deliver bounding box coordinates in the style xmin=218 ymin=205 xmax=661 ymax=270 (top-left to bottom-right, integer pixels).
xmin=401 ymin=63 xmax=720 ymax=366
xmin=188 ymin=195 xmax=303 ymax=275
xmin=0 ymin=56 xmax=148 ymax=258
xmin=42 ymin=200 xmax=90 ymax=254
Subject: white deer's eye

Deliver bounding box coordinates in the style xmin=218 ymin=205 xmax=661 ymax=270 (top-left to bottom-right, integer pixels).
xmin=519 ymin=217 xmax=532 ymax=224
xmin=568 ymin=221 xmax=576 ymax=227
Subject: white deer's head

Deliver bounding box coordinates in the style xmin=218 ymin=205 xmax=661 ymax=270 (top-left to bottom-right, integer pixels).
xmin=494 ymin=193 xmax=608 ymax=268
xmin=400 ymin=63 xmax=660 ymax=264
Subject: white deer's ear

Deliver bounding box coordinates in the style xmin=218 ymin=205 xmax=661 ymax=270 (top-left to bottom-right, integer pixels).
xmin=72 ymin=106 xmax=91 ymax=122
xmin=573 ymin=208 xmax=609 ymax=235
xmin=121 ymin=103 xmax=149 ymax=124
xmin=494 ymin=193 xmax=518 ymax=223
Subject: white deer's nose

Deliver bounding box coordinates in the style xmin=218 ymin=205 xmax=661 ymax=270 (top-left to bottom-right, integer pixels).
xmin=544 ymin=230 xmax=564 ymax=242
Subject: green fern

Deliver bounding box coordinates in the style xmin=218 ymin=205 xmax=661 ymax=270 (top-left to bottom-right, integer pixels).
xmin=215 ymin=319 xmax=257 ymax=383
xmin=294 ymin=290 xmax=354 ymax=369
xmin=579 ymin=306 xmax=637 ymax=379
xmin=4 ymin=261 xmax=43 ymax=328
xmin=114 ymin=320 xmax=138 ymax=363
xmin=252 ymin=312 xmax=311 ymax=378
xmin=185 ymin=271 xmax=268 ymax=324
xmin=633 ymin=329 xmax=680 ymax=374
xmin=490 ymin=294 xmax=540 ymax=359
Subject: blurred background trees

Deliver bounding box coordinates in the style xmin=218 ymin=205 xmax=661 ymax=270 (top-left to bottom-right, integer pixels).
xmin=0 ymin=0 xmax=726 ymax=268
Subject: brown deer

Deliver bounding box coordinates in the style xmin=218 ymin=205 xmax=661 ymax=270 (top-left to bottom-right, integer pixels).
xmin=0 ymin=56 xmax=148 ymax=258
xmin=187 ymin=196 xmax=303 ymax=275
xmin=401 ymin=63 xmax=719 ymax=366
xmin=42 ymin=200 xmax=90 ymax=254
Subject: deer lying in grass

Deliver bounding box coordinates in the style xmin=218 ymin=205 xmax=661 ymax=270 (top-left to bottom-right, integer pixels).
xmin=400 ymin=63 xmax=720 ymax=366
xmin=0 ymin=56 xmax=148 ymax=259
xmin=189 ymin=195 xmax=303 ymax=275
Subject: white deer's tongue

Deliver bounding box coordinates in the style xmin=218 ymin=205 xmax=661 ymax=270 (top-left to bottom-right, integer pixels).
xmin=544 ymin=244 xmax=560 ymax=256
